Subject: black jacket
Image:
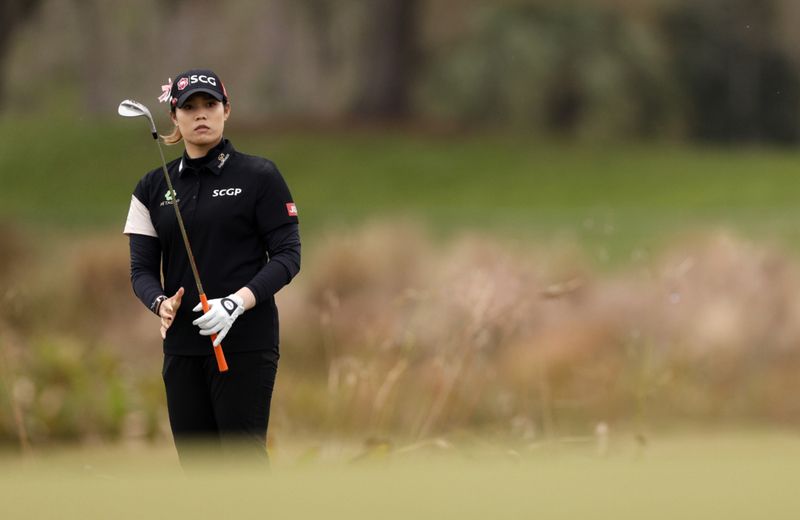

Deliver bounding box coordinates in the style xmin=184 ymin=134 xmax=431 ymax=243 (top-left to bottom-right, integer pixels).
xmin=124 ymin=138 xmax=300 ymax=355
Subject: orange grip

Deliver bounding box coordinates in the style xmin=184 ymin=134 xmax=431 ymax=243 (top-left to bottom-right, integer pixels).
xmin=200 ymin=294 xmax=229 ymax=372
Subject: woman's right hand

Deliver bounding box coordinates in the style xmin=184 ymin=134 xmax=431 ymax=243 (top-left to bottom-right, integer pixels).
xmin=159 ymin=287 xmax=184 ymax=339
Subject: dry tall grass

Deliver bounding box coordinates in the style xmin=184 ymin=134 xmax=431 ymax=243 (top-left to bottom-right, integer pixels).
xmin=277 ymin=222 xmax=800 ymax=440
xmin=2 ymin=220 xmax=800 ymax=449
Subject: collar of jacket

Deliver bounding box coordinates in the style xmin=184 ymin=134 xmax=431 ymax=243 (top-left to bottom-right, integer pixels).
xmin=178 ymin=138 xmax=236 ymax=177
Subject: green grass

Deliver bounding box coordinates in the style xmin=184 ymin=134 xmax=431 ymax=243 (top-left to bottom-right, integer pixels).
xmin=2 ymin=431 xmax=800 ymax=519
xmin=3 ymin=114 xmax=800 ymax=261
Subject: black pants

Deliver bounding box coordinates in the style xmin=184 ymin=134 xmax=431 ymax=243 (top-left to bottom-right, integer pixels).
xmin=162 ymin=349 xmax=278 ymax=471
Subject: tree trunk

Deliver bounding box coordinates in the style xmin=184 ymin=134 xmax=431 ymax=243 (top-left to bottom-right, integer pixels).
xmin=0 ymin=0 xmax=43 ymax=110
xmin=351 ymin=0 xmax=420 ymax=119
xmin=73 ymin=0 xmax=112 ymax=113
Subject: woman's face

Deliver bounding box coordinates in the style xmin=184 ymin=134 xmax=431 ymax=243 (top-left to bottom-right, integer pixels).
xmin=171 ymin=92 xmax=231 ymax=155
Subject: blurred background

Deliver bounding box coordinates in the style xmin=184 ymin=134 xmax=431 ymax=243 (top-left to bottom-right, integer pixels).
xmin=3 ymin=0 xmax=800 ymax=458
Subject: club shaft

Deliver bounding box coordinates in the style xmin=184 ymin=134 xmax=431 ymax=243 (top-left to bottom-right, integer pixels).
xmin=153 ymin=136 xmax=205 ymax=296
xmin=152 ymin=134 xmax=228 ymax=372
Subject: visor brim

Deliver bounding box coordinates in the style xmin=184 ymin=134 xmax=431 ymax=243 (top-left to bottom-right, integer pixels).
xmin=175 ymin=88 xmax=225 ymax=108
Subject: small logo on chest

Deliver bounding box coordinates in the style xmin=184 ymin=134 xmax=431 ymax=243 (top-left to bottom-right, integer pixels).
xmin=212 ymin=188 xmax=243 ymax=197
xmin=160 ymin=189 xmax=178 ymax=206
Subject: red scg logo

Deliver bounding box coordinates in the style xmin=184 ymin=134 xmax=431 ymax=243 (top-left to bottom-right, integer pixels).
xmin=177 ymin=78 xmax=189 ymax=90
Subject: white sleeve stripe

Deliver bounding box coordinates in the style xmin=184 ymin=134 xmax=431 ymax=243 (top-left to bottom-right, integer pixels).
xmin=123 ymin=195 xmax=158 ymax=237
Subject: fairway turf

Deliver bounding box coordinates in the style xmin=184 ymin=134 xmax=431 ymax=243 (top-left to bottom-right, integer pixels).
xmin=3 ymin=116 xmax=800 ymax=257
xmin=1 ymin=432 xmax=800 ymax=519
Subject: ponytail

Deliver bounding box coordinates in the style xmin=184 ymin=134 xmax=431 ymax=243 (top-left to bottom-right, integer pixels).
xmin=162 ymin=125 xmax=183 ymax=145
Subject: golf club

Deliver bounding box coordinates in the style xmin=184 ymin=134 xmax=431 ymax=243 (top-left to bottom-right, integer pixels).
xmin=118 ymin=99 xmax=228 ymax=372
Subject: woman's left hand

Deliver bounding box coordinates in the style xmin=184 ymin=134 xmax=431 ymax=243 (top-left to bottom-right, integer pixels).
xmin=192 ymin=294 xmax=245 ymax=346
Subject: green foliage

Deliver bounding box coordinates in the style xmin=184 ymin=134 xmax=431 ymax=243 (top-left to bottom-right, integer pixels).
xmin=662 ymin=0 xmax=800 ymax=143
xmin=419 ymin=5 xmax=679 ymax=139
xmin=0 ymin=225 xmax=164 ymax=446
xmin=0 ymin=337 xmax=124 ymax=442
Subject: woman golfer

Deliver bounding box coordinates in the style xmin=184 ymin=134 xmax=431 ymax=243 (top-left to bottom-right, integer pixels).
xmin=124 ymin=69 xmax=300 ymax=469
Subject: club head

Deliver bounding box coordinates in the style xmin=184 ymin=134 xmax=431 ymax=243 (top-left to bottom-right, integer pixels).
xmin=118 ymin=99 xmax=157 ymax=135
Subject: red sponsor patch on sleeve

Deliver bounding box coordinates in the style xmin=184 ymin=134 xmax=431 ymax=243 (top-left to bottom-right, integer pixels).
xmin=287 ymin=203 xmax=298 ymax=216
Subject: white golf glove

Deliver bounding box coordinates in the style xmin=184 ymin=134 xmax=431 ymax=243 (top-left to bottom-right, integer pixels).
xmin=192 ymin=294 xmax=245 ymax=346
